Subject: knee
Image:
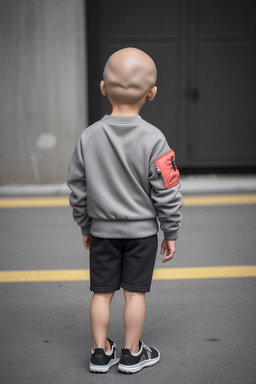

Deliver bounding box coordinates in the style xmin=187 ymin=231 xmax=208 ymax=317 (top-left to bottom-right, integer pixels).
xmin=123 ymin=290 xmax=145 ymax=301
xmin=94 ymin=291 xmax=115 ymax=302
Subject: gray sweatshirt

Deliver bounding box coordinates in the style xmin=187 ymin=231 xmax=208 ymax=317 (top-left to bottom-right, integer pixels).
xmin=67 ymin=115 xmax=183 ymax=239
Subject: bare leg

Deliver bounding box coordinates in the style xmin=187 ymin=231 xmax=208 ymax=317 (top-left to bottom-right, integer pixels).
xmin=90 ymin=292 xmax=115 ymax=352
xmin=123 ymin=290 xmax=146 ymax=354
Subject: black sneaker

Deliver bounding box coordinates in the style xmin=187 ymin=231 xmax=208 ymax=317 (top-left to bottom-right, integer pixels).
xmin=89 ymin=338 xmax=119 ymax=373
xmin=118 ymin=340 xmax=160 ymax=374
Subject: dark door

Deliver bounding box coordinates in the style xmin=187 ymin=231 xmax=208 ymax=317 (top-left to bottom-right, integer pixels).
xmin=87 ymin=0 xmax=256 ymax=170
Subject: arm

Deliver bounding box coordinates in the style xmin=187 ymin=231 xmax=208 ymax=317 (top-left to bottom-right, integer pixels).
xmin=149 ymin=148 xmax=183 ymax=261
xmin=67 ymin=138 xmax=92 ymax=236
xmin=150 ymin=180 xmax=183 ymax=240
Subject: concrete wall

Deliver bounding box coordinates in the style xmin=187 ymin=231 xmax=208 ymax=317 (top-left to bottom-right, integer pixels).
xmin=0 ymin=0 xmax=87 ymax=184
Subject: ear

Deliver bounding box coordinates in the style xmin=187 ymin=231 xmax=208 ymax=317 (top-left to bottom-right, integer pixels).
xmin=100 ymin=80 xmax=107 ymax=96
xmin=147 ymin=86 xmax=157 ymax=101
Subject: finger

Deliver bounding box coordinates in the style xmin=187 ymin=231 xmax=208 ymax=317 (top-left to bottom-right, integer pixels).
xmin=160 ymin=246 xmax=166 ymax=255
xmin=162 ymin=256 xmax=172 ymax=263
xmin=161 ymin=248 xmax=170 ymax=261
xmin=162 ymin=251 xmax=175 ymax=263
xmin=83 ymin=240 xmax=89 ymax=250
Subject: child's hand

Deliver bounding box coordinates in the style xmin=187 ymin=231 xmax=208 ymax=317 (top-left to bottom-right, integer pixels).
xmin=160 ymin=239 xmax=176 ymax=263
xmin=83 ymin=235 xmax=92 ymax=250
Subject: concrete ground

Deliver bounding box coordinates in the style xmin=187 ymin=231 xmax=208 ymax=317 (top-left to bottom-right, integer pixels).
xmin=0 ymin=178 xmax=256 ymax=384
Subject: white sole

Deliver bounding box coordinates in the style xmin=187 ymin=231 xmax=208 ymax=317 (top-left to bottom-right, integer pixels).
xmin=118 ymin=351 xmax=160 ymax=374
xmin=90 ymin=357 xmax=120 ymax=373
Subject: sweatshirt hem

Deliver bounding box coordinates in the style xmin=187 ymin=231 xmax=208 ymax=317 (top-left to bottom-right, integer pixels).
xmin=90 ymin=219 xmax=158 ymax=239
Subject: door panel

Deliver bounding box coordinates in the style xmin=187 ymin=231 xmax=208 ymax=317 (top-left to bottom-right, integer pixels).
xmin=87 ymin=0 xmax=256 ymax=169
xmin=190 ymin=0 xmax=256 ymax=166
xmin=192 ymin=42 xmax=256 ymax=165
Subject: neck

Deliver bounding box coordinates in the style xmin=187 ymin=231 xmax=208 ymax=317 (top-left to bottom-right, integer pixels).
xmin=110 ymin=105 xmax=141 ymax=116
xmin=109 ymin=99 xmax=145 ymax=116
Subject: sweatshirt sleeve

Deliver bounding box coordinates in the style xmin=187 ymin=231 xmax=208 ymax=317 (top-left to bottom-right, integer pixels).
xmin=67 ymin=138 xmax=91 ymax=235
xmin=149 ymin=137 xmax=183 ymax=240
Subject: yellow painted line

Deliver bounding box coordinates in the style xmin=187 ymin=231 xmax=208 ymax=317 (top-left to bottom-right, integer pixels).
xmin=0 ymin=197 xmax=70 ymax=208
xmin=183 ymin=194 xmax=256 ymax=206
xmin=153 ymin=265 xmax=256 ymax=280
xmin=0 ymin=194 xmax=256 ymax=209
xmin=0 ymin=269 xmax=90 ymax=283
xmin=0 ymin=266 xmax=255 ymax=283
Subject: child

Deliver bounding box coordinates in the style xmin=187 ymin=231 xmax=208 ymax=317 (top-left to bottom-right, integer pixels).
xmin=67 ymin=47 xmax=183 ymax=374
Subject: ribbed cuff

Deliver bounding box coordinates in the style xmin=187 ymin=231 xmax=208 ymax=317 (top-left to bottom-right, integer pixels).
xmin=81 ymin=225 xmax=91 ymax=236
xmin=164 ymin=230 xmax=178 ymax=240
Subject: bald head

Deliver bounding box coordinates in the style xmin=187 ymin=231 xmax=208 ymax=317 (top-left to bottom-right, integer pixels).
xmin=103 ymin=48 xmax=157 ymax=104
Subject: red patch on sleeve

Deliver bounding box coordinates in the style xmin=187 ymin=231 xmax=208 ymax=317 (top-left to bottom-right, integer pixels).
xmin=154 ymin=150 xmax=180 ymax=189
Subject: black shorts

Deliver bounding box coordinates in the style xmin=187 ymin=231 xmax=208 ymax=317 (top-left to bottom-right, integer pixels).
xmin=89 ymin=235 xmax=158 ymax=293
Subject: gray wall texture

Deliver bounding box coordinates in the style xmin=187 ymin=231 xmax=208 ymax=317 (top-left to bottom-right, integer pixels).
xmin=0 ymin=0 xmax=87 ymax=184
